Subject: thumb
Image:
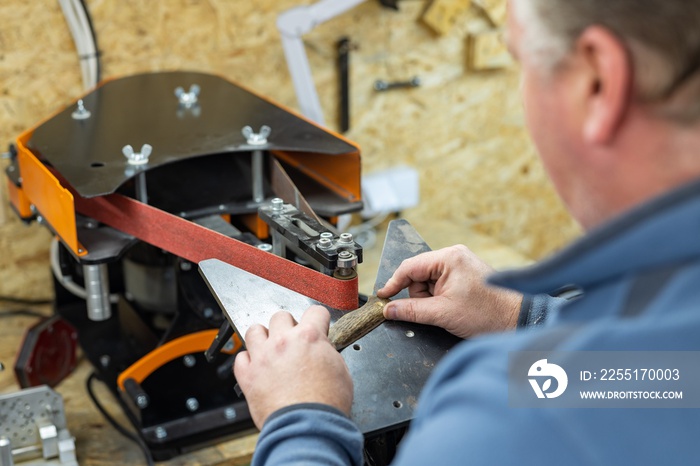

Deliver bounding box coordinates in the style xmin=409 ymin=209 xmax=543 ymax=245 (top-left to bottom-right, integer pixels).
xmin=383 ymin=298 xmax=440 ymax=327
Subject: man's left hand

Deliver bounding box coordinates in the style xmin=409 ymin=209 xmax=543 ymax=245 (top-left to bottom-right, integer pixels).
xmin=233 ymin=305 xmax=354 ymax=429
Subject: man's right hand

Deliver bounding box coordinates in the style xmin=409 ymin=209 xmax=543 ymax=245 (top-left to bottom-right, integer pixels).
xmin=376 ymin=245 xmax=523 ymax=338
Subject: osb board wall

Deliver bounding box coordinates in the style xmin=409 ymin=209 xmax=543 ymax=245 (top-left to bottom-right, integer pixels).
xmin=0 ymin=0 xmax=580 ymax=300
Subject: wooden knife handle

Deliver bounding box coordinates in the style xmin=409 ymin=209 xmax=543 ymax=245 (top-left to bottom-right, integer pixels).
xmin=328 ymin=296 xmax=391 ymax=351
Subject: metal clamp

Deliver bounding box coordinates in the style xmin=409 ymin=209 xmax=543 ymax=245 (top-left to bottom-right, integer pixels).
xmin=258 ymin=200 xmax=363 ymax=274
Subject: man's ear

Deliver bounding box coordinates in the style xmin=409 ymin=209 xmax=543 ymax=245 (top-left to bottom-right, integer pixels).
xmin=577 ymin=26 xmax=633 ymax=145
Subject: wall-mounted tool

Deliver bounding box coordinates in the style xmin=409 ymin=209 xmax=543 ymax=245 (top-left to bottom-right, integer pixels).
xmin=277 ymin=0 xmax=366 ymax=125
xmin=374 ymin=77 xmax=421 ymax=92
xmin=338 ymin=37 xmax=352 ymax=133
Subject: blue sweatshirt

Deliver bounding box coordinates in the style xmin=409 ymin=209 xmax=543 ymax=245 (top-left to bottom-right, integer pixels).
xmin=253 ymin=179 xmax=700 ymax=465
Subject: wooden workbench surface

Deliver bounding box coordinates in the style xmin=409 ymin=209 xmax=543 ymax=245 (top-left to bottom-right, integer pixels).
xmin=0 ymin=217 xmax=532 ymax=465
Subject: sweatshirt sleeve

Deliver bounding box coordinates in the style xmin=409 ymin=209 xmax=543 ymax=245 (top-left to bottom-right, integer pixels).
xmin=517 ymin=294 xmax=567 ymax=328
xmin=252 ymin=403 xmax=364 ymax=466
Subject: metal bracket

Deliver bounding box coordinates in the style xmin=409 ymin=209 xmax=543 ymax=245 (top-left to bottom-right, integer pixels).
xmin=258 ymin=199 xmax=363 ymax=274
xmin=0 ymin=386 xmax=78 ymax=466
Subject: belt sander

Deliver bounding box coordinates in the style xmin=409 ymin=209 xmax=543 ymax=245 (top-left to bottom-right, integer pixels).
xmin=4 ymin=70 xmax=457 ymax=463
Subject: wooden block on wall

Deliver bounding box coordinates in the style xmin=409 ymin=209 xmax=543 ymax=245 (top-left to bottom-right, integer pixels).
xmin=422 ymin=0 xmax=472 ymax=36
xmin=466 ymin=29 xmax=512 ymax=70
xmin=474 ymin=0 xmax=507 ymax=27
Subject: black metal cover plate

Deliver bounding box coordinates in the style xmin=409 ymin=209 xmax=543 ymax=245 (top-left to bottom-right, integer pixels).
xmin=27 ymin=71 xmax=357 ymax=198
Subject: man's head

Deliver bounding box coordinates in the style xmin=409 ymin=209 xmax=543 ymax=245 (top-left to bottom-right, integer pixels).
xmin=506 ymin=1 xmax=700 ymax=229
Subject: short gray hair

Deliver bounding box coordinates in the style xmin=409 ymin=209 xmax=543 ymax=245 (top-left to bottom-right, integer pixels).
xmin=513 ymin=0 xmax=700 ymax=121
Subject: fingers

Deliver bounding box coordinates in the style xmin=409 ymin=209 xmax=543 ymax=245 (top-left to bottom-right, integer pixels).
xmin=232 ymin=349 xmax=251 ymax=383
xmin=378 ymin=251 xmax=443 ymax=298
xmin=383 ymin=297 xmax=442 ymax=327
xmin=245 ymin=323 xmax=269 ymax=349
xmin=269 ymin=311 xmax=297 ymax=332
xmin=301 ymin=305 xmax=331 ymax=334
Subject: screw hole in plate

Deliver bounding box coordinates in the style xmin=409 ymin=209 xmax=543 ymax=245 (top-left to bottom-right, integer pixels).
xmin=352 ymin=344 xmax=361 ymax=351
xmin=90 ymin=162 xmax=105 ymax=168
xmin=393 ymin=400 xmax=402 ymax=409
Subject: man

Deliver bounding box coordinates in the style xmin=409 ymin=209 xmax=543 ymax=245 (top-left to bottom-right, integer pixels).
xmin=234 ymin=0 xmax=700 ymax=464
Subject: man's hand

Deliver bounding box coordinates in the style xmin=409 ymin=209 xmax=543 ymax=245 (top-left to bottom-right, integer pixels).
xmin=377 ymin=245 xmax=522 ymax=338
xmin=233 ymin=305 xmax=354 ymax=430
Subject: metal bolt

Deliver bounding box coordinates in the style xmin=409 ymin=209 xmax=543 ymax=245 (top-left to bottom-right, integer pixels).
xmin=242 ymin=125 xmax=271 ymax=145
xmin=224 ymin=407 xmax=237 ymax=420
xmin=337 ymin=251 xmax=357 ymax=269
xmin=405 ymin=330 xmax=415 ymax=338
xmin=317 ymin=237 xmax=332 ymax=249
xmin=99 ymin=355 xmax=110 ymax=368
xmin=183 ymin=355 xmax=196 ymax=368
xmin=203 ymin=307 xmax=214 ymax=319
xmin=339 ymin=232 xmax=353 ymax=244
xmin=180 ymin=261 xmax=192 ymax=271
xmin=257 ymin=243 xmax=273 ymax=252
xmin=136 ymin=395 xmax=148 ymax=409
xmin=122 ymin=144 xmax=152 ymax=165
xmin=71 ymin=99 xmax=91 ymax=120
xmin=185 ymin=397 xmax=199 ymax=412
xmin=174 ymin=84 xmax=200 ymax=107
xmin=320 ymin=232 xmax=333 ymax=240
xmin=270 ymin=198 xmax=284 ymax=213
xmin=155 ymin=427 xmax=167 ymax=440
xmin=223 ymin=339 xmax=235 ymax=351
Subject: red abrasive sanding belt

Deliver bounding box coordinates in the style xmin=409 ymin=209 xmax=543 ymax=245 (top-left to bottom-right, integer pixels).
xmin=73 ymin=193 xmax=359 ymax=311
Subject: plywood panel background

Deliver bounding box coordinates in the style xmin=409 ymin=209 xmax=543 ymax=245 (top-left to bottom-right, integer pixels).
xmin=0 ymin=0 xmax=580 ymax=300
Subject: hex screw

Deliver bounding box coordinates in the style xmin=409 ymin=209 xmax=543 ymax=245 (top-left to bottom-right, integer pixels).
xmin=180 ymin=261 xmax=192 ymax=271
xmin=339 ymin=232 xmax=353 ymax=244
xmin=257 ymin=243 xmax=273 ymax=252
xmin=99 ymin=355 xmax=110 ymax=368
xmin=270 ymin=198 xmax=284 ymax=213
xmin=318 ymin=237 xmax=332 ymax=249
xmin=155 ymin=427 xmax=167 ymax=439
xmin=337 ymin=251 xmax=357 ymax=269
xmin=136 ymin=394 xmax=148 ymax=409
xmin=224 ymin=407 xmax=237 ymax=420
xmin=183 ymin=355 xmax=196 ymax=368
xmin=186 ymin=397 xmax=199 ymax=412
